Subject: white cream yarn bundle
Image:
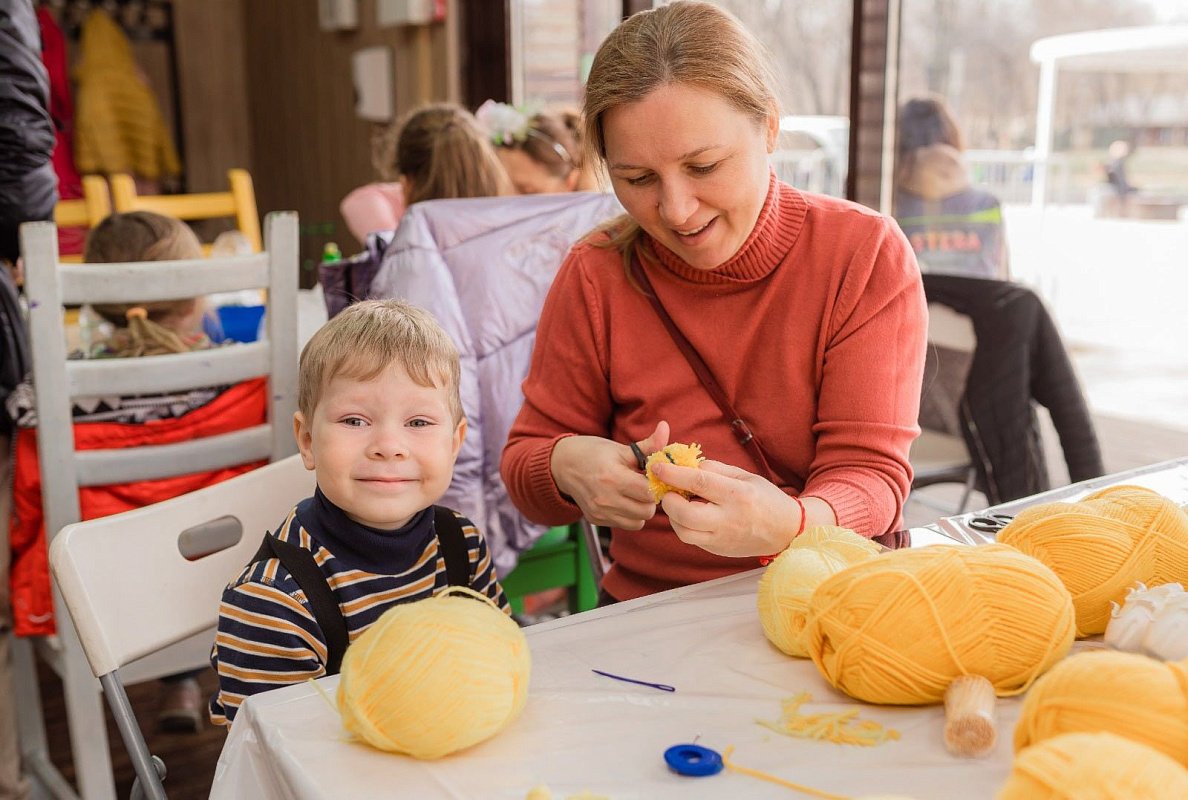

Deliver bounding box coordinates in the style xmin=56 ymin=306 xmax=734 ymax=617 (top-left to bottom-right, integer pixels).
xmin=757 ymin=526 xmax=881 ymax=657
xmin=336 ymin=587 xmax=531 ymax=759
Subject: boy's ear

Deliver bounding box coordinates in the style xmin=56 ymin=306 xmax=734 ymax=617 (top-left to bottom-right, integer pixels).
xmin=293 ymin=411 xmax=315 ymax=471
xmin=451 ymin=417 xmax=467 ymax=459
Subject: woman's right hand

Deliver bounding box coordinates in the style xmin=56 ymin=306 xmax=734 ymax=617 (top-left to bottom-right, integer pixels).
xmin=550 ymin=421 xmax=670 ymax=530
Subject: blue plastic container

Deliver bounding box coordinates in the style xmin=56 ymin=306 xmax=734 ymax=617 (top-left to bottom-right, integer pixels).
xmin=216 ymin=305 xmax=266 ymax=343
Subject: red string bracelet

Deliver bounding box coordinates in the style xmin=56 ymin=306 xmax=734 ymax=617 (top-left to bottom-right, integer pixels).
xmin=759 ymin=496 xmax=807 ymax=566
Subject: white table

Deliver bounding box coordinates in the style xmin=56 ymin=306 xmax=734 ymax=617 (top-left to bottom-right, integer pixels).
xmin=212 ymin=460 xmax=1188 ymax=799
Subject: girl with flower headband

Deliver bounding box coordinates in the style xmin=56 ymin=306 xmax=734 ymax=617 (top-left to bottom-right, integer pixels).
xmin=476 ymin=100 xmax=601 ymax=195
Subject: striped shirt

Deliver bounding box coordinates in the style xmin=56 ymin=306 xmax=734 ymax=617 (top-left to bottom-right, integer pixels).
xmin=209 ymin=491 xmax=508 ymax=725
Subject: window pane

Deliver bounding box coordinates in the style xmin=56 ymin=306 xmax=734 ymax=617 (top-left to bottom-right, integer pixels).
xmin=513 ymin=0 xmax=622 ymax=107
xmin=894 ymin=0 xmax=1188 ymax=478
xmin=704 ymin=0 xmax=854 ymax=197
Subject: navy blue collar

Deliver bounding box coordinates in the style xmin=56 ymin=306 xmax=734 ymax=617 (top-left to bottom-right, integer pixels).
xmin=295 ymin=487 xmax=435 ymax=575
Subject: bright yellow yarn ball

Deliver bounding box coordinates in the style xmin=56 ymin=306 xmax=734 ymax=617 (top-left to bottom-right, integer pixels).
xmin=1013 ymin=650 xmax=1188 ymax=767
xmin=803 ymin=544 xmax=1075 ymax=704
xmin=336 ymin=590 xmax=531 ymax=760
xmin=998 ymin=485 xmax=1188 ymax=635
xmin=998 ymin=732 xmax=1188 ymax=800
xmin=757 ymin=527 xmax=881 ymax=658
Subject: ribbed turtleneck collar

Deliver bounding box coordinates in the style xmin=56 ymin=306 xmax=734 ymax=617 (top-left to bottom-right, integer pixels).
xmin=296 ymin=487 xmax=434 ymax=575
xmin=646 ymin=172 xmax=808 ymax=285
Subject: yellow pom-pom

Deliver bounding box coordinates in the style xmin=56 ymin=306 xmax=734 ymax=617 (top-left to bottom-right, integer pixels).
xmin=645 ymin=442 xmax=703 ymax=502
xmin=803 ymin=544 xmax=1075 ymax=704
xmin=999 ymin=732 xmax=1188 ymax=799
xmin=336 ymin=588 xmax=530 ymax=759
xmin=1013 ymin=650 xmax=1188 ymax=766
xmin=999 ymin=485 xmax=1188 ymax=635
xmin=758 ymin=526 xmax=880 ymax=658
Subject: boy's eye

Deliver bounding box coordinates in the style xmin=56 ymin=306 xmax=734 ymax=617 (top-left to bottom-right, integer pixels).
xmin=340 ymin=417 xmax=367 ymax=427
xmin=407 ymin=418 xmax=433 ymax=428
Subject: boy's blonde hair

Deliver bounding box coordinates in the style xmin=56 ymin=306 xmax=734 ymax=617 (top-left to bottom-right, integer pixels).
xmin=298 ymin=299 xmax=463 ymax=424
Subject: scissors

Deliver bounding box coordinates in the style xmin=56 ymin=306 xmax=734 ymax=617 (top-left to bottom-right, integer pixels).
xmin=966 ymin=513 xmax=1014 ymax=534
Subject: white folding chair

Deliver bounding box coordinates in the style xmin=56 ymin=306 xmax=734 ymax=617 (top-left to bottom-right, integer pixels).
xmin=13 ymin=212 xmax=300 ymax=800
xmin=49 ymin=455 xmax=316 ymax=800
xmin=910 ymin=301 xmax=979 ymax=515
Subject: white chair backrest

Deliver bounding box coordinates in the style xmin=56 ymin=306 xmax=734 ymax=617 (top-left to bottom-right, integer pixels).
xmin=927 ymin=301 xmax=977 ymax=353
xmin=49 ymin=454 xmax=315 ymax=676
xmin=19 ymin=212 xmax=300 ymax=543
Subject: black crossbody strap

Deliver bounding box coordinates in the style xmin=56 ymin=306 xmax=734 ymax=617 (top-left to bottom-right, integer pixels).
xmin=253 ymin=534 xmax=350 ymax=676
xmin=629 ymin=251 xmax=795 ymax=489
xmin=434 ymin=506 xmax=471 ymax=588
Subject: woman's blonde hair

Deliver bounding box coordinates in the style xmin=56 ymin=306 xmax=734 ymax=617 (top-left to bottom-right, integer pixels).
xmin=83 ymin=211 xmax=207 ymax=357
xmin=374 ymin=103 xmax=512 ymax=205
xmin=297 ymin=299 xmax=463 ymax=425
xmin=582 ymin=1 xmax=779 ymax=263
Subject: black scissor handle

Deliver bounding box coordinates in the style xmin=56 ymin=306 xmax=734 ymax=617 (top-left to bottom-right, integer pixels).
xmin=967 ymin=513 xmax=1015 ymax=533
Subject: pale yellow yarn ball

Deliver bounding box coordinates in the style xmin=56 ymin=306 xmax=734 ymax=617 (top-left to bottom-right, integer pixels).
xmin=998 ymin=485 xmax=1188 ymax=635
xmin=803 ymin=544 xmax=1075 ymax=704
xmin=1013 ymin=650 xmax=1188 ymax=766
xmin=758 ymin=526 xmax=881 ymax=658
xmin=336 ymin=590 xmax=531 ymax=759
xmin=998 ymin=732 xmax=1188 ymax=799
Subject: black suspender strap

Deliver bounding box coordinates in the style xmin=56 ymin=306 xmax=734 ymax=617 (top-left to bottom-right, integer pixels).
xmin=433 ymin=506 xmax=471 ymax=588
xmin=251 ymin=533 xmax=350 ymax=676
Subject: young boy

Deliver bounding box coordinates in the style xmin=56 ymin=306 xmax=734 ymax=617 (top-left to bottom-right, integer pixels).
xmin=210 ymin=299 xmax=508 ymax=725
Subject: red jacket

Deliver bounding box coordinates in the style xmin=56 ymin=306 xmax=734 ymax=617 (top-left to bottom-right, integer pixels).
xmin=9 ymin=378 xmax=269 ymax=636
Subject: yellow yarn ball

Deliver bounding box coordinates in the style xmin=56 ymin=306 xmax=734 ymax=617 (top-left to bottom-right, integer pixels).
xmin=803 ymin=544 xmax=1075 ymax=704
xmin=758 ymin=527 xmax=881 ymax=657
xmin=998 ymin=732 xmax=1188 ymax=800
xmin=336 ymin=589 xmax=531 ymax=759
xmin=999 ymin=485 xmax=1188 ymax=635
xmin=1013 ymin=650 xmax=1188 ymax=766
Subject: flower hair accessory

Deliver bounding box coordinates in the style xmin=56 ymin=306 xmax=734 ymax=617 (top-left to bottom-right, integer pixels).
xmin=475 ymin=100 xmax=533 ymax=146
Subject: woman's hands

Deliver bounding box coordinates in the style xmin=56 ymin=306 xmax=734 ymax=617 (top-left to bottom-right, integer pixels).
xmin=650 ymin=460 xmax=820 ymax=558
xmin=551 ymin=421 xmax=670 ymax=530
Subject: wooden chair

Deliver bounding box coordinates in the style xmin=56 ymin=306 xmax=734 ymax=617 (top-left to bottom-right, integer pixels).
xmin=13 ymin=211 xmax=298 ymax=800
xmin=52 ymin=175 xmax=112 ymax=263
xmin=110 ymin=168 xmax=263 ymax=254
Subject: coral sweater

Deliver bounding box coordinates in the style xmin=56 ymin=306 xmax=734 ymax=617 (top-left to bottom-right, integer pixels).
xmin=501 ymin=177 xmax=927 ymax=600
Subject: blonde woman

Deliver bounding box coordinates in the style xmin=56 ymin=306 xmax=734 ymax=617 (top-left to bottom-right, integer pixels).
xmin=501 ymin=2 xmax=927 ymax=604
xmin=339 ymin=103 xmax=512 ymax=246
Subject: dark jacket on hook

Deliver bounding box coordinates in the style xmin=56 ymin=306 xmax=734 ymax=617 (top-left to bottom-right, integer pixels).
xmin=922 ymin=274 xmax=1104 ymax=505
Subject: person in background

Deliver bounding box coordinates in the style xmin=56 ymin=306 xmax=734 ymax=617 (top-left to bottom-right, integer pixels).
xmin=476 ymin=100 xmax=602 ymax=195
xmin=1104 ymin=139 xmax=1137 ymax=197
xmin=894 ymin=96 xmax=1010 ymax=280
xmin=339 ymin=103 xmax=512 ymax=247
xmin=0 ymin=0 xmax=56 ymax=795
xmin=501 ymin=2 xmax=926 ymax=604
xmin=7 ymin=212 xmax=269 ymax=734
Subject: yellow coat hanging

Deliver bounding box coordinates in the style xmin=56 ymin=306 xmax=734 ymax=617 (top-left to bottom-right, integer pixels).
xmin=73 ymin=9 xmax=182 ymax=180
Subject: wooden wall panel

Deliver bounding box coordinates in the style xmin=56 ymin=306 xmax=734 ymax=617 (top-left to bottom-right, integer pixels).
xmin=847 ymin=0 xmax=901 ymax=211
xmin=241 ymin=0 xmax=451 ymax=282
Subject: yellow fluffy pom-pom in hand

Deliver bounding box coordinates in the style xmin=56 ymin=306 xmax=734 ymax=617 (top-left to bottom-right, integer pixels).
xmin=802 ymin=544 xmax=1076 ymax=705
xmin=757 ymin=526 xmax=881 ymax=657
xmin=998 ymin=485 xmax=1188 ymax=636
xmin=998 ymin=732 xmax=1188 ymax=800
xmin=645 ymin=442 xmax=703 ymax=502
xmin=336 ymin=586 xmax=531 ymax=760
xmin=1013 ymin=649 xmax=1188 ymax=767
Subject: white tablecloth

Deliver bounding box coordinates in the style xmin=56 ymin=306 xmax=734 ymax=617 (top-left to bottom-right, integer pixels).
xmin=211 ymin=459 xmax=1188 ymax=800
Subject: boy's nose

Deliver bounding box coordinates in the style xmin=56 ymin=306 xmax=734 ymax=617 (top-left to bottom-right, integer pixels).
xmin=368 ymin=428 xmax=409 ymax=459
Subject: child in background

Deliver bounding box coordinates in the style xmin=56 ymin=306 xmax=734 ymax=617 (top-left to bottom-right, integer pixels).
xmin=338 ymin=103 xmax=512 ymax=247
xmin=210 ymin=299 xmax=509 ymax=725
xmin=476 ymin=100 xmax=602 ymax=195
xmin=7 ymin=211 xmax=269 ymax=733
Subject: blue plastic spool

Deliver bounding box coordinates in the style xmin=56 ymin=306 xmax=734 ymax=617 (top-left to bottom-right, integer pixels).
xmin=664 ymin=743 xmax=723 ymax=777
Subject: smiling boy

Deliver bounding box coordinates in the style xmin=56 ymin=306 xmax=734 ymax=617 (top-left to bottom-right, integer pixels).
xmin=210 ymin=300 xmax=508 ymax=725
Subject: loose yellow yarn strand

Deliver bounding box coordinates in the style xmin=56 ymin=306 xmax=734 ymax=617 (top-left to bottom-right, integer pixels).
xmin=307 ymin=677 xmax=360 ymax=744
xmin=721 ymin=746 xmax=851 ymax=799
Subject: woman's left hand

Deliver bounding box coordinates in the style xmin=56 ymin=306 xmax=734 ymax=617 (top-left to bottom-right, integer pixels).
xmin=650 ymin=460 xmax=803 ymax=558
